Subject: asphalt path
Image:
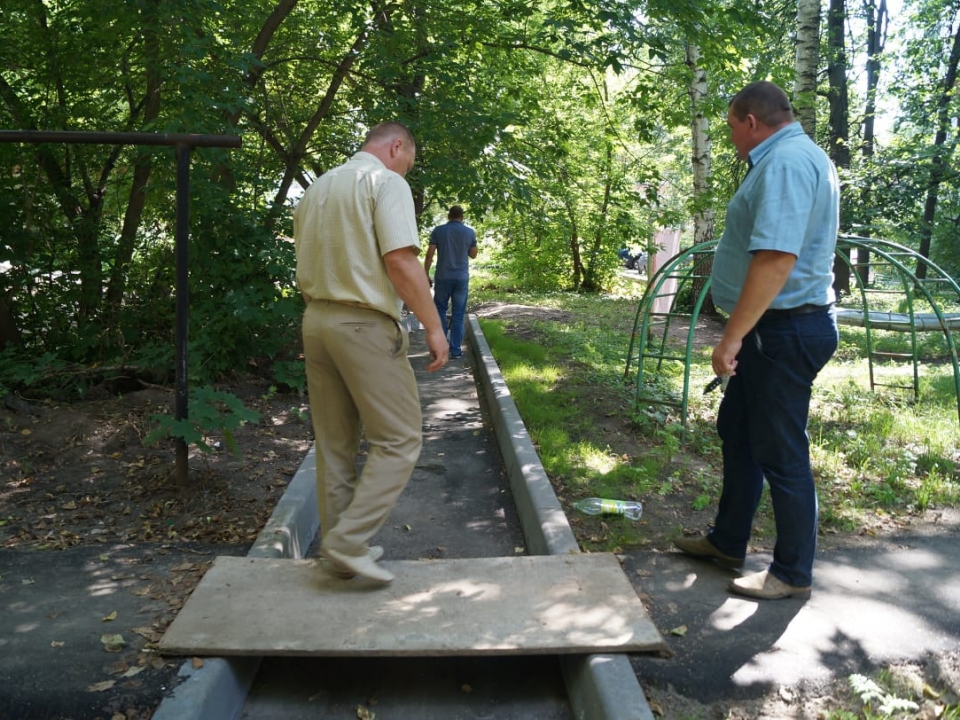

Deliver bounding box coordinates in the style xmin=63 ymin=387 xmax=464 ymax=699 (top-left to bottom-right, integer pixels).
xmin=625 ymin=519 xmax=960 ymax=706
xmin=239 ymin=341 xmax=573 ymax=719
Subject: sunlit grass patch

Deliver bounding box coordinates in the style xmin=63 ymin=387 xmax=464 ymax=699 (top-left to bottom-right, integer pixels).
xmin=810 ymin=362 xmax=960 ymax=528
xmin=476 ymin=284 xmax=960 ymax=551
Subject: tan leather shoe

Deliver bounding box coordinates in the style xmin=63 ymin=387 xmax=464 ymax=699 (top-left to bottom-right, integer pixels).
xmin=729 ymin=569 xmax=811 ymax=600
xmin=321 ymin=546 xmax=393 ymax=584
xmin=673 ymin=535 xmax=745 ymax=568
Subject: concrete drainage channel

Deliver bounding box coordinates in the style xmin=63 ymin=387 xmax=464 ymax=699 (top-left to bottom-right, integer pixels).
xmin=153 ymin=315 xmax=655 ymax=720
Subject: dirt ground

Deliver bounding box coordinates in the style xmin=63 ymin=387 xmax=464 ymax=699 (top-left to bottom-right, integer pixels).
xmin=0 ymin=380 xmax=314 ymax=716
xmin=2 ymin=303 xmax=958 ymax=718
xmin=1 ymin=383 xmax=313 ymax=554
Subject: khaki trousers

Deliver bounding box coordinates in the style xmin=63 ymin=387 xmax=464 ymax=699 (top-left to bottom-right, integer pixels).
xmin=302 ymin=301 xmax=422 ymax=557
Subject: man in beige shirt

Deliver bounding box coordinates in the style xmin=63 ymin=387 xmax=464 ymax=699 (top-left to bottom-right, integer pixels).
xmin=293 ymin=122 xmax=448 ymax=584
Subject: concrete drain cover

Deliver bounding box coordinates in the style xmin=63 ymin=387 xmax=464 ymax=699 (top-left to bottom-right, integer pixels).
xmin=159 ymin=553 xmax=664 ymax=657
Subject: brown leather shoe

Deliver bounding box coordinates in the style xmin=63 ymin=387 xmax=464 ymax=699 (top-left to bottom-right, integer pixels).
xmin=728 ymin=569 xmax=811 ymax=600
xmin=673 ymin=534 xmax=745 ymax=568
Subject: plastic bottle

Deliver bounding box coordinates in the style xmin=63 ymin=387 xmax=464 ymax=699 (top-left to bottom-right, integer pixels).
xmin=572 ymin=497 xmax=643 ymax=520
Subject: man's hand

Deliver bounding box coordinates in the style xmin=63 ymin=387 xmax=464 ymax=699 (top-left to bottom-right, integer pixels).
xmin=712 ymin=337 xmax=741 ymax=379
xmin=424 ymin=326 xmax=448 ymax=371
xmin=712 ymin=249 xmax=796 ymax=377
xmin=385 ymin=246 xmax=449 ymax=372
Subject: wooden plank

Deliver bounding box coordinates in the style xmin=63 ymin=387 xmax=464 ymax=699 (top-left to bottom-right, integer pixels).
xmin=158 ymin=554 xmax=664 ymax=657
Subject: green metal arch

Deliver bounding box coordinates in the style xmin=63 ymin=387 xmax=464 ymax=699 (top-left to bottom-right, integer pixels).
xmin=624 ymin=240 xmax=718 ymax=426
xmin=835 ymin=234 xmax=960 ymax=424
xmin=625 ymin=236 xmax=960 ymax=427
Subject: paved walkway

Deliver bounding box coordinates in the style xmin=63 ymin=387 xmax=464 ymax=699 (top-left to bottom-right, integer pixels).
xmin=626 ymin=525 xmax=960 ymax=707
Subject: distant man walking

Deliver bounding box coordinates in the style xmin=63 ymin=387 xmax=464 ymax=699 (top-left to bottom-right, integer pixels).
xmin=293 ymin=122 xmax=448 ymax=584
xmin=673 ymin=81 xmax=840 ymax=600
xmin=424 ymin=205 xmax=478 ymax=359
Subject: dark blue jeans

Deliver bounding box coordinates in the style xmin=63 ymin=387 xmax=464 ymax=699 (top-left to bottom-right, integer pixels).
xmin=433 ymin=277 xmax=469 ymax=356
xmin=708 ymin=307 xmax=838 ymax=587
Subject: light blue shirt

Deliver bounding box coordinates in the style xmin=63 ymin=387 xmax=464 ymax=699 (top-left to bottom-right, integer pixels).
xmin=711 ymin=122 xmax=840 ymax=313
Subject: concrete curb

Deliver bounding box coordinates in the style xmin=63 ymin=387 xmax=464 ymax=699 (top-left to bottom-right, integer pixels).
xmin=155 ymin=317 xmax=654 ymax=719
xmin=467 ymin=314 xmax=655 ymax=720
xmin=152 ymin=450 xmax=319 ymax=720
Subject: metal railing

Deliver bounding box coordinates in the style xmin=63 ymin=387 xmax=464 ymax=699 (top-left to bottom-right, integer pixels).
xmin=0 ymin=130 xmax=242 ymax=484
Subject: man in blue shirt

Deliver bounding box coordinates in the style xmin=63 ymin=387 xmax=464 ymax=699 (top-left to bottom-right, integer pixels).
xmin=424 ymin=206 xmax=478 ymax=359
xmin=674 ymin=81 xmax=840 ymax=600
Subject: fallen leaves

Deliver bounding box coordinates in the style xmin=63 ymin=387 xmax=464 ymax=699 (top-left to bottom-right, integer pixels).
xmin=100 ymin=634 xmax=127 ymax=652
xmin=0 ymin=385 xmax=315 ymax=716
xmin=87 ymin=679 xmax=116 ymax=692
xmin=0 ymin=387 xmax=311 ymax=553
xmin=131 ymin=626 xmax=164 ymax=644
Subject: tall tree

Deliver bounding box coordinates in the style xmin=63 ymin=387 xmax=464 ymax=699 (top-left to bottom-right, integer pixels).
xmin=686 ymin=43 xmax=714 ymax=249
xmin=854 ymin=0 xmax=889 ymax=286
xmin=795 ymin=0 xmax=823 ymax=136
xmin=882 ymin=0 xmax=960 ymax=275
xmin=686 ymin=42 xmax=717 ymax=314
xmin=916 ymin=12 xmax=960 ymax=277
xmin=827 ymin=0 xmax=853 ymax=294
xmin=105 ymin=0 xmax=164 ymax=318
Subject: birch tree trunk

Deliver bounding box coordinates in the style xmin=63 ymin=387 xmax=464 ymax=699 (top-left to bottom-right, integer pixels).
xmin=686 ymin=43 xmax=716 ymax=314
xmin=794 ymin=0 xmax=822 ymax=137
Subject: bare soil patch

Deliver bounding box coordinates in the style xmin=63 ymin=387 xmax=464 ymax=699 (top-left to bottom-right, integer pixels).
xmin=2 ymin=383 xmax=312 ymax=553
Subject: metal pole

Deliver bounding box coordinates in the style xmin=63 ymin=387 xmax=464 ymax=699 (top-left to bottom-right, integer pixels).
xmin=175 ymin=143 xmax=191 ymax=486
xmin=0 ymin=130 xmax=241 ymax=485
xmin=0 ymin=130 xmax=241 ymax=149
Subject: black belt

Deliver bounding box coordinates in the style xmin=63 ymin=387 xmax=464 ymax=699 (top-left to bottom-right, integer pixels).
xmin=761 ymin=303 xmax=832 ymax=320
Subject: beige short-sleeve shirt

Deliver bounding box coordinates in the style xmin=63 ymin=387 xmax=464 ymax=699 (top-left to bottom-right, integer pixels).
xmin=293 ymin=151 xmax=420 ymax=320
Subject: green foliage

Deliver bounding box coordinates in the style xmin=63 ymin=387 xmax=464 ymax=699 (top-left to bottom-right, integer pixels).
xmin=187 ymin=185 xmax=301 ymax=381
xmin=4 ymin=0 xmax=959 ymax=405
xmin=847 ymin=673 xmax=920 ymax=717
xmin=271 ymin=360 xmax=307 ymax=395
xmin=0 ymin=349 xmax=66 ymax=394
xmin=145 ymin=386 xmax=260 ymax=456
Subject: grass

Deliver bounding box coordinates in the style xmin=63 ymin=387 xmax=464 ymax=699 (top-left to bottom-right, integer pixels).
xmin=470 ymin=263 xmax=960 ymax=548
